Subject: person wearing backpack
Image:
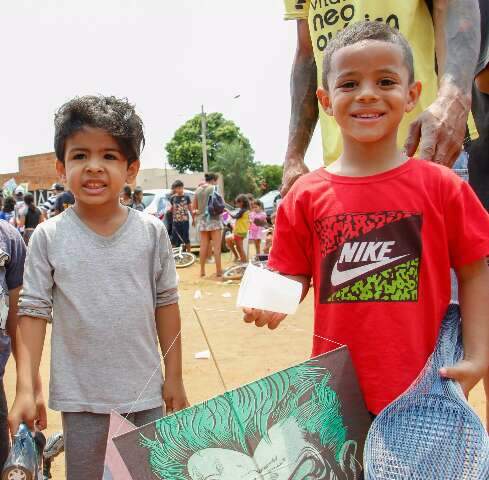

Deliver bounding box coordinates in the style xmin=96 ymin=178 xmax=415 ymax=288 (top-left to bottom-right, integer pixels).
xmin=192 ymin=173 xmax=223 ymax=278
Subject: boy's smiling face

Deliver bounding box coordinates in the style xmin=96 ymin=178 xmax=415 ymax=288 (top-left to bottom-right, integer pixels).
xmin=57 ymin=127 xmax=139 ymax=209
xmin=317 ymin=40 xmax=421 ymax=144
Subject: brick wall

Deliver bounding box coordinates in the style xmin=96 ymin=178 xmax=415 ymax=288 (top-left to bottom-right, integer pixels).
xmin=0 ymin=152 xmax=59 ymax=191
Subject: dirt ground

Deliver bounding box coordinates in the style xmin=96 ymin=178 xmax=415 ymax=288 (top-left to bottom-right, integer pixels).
xmin=4 ymin=254 xmax=487 ymax=479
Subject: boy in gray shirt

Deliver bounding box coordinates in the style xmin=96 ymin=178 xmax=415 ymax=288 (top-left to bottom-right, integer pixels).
xmin=8 ymin=95 xmax=189 ymax=479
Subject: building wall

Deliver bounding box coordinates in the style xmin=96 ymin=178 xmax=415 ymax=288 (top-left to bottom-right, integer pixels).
xmin=136 ymin=168 xmax=224 ymax=194
xmin=0 ymin=152 xmax=58 ymax=191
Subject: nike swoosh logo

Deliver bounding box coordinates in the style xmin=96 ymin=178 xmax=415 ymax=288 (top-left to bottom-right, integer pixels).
xmin=331 ymin=254 xmax=409 ymax=287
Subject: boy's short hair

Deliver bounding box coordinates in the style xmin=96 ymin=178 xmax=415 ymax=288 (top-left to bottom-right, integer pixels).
xmin=172 ymin=180 xmax=184 ymax=190
xmin=323 ymin=21 xmax=414 ymax=89
xmin=204 ymin=172 xmax=218 ymax=182
xmin=54 ymin=95 xmax=145 ymax=165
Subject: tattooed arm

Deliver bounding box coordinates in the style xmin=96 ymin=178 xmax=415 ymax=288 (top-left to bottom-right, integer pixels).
xmin=282 ymin=20 xmax=318 ymax=196
xmin=404 ymin=0 xmax=481 ymax=166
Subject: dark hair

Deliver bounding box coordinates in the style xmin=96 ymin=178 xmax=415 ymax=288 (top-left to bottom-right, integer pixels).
xmin=54 ymin=95 xmax=145 ymax=165
xmin=254 ymin=199 xmax=264 ymax=209
xmin=235 ymin=194 xmax=250 ymax=210
xmin=172 ymin=180 xmax=184 ymax=189
xmin=204 ymin=172 xmax=218 ymax=182
xmin=24 ymin=193 xmax=36 ymax=211
xmin=3 ymin=197 xmax=15 ymax=213
xmin=322 ymin=21 xmax=414 ymax=89
xmin=122 ymin=185 xmax=132 ymax=197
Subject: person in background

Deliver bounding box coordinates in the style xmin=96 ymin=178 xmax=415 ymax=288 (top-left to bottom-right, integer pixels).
xmin=169 ymin=180 xmax=192 ymax=252
xmin=53 ymin=188 xmax=75 ymax=215
xmin=192 ymin=173 xmax=223 ymax=278
xmin=0 ymin=198 xmax=16 ymax=226
xmin=0 ymin=220 xmax=46 ymax=471
xmin=41 ymin=183 xmax=64 ymax=219
xmin=18 ymin=193 xmax=44 ymax=245
xmin=249 ymin=200 xmax=267 ymax=255
xmin=225 ymin=194 xmax=251 ymax=263
xmin=13 ymin=187 xmax=25 ymax=229
xmin=132 ymin=186 xmax=145 ymax=212
xmin=120 ymin=185 xmax=133 ymax=207
xmin=280 ymin=0 xmax=481 ymax=195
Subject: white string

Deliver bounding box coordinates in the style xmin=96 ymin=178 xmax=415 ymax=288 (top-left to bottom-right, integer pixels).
xmin=114 ymin=329 xmax=182 ymax=436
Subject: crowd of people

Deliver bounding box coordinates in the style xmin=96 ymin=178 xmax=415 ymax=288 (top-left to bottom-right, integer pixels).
xmin=0 ymin=2 xmax=488 ymax=479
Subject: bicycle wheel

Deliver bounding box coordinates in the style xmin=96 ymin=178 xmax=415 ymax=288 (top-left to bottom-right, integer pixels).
xmin=222 ymin=263 xmax=248 ymax=280
xmin=174 ymin=252 xmax=196 ymax=268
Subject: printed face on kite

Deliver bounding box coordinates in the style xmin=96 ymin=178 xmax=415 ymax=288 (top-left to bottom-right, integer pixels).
xmin=140 ymin=363 xmax=361 ymax=480
xmin=186 ymin=418 xmax=357 ymax=480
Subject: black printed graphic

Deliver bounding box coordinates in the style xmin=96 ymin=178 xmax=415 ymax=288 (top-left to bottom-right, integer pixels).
xmin=314 ymin=212 xmax=422 ymax=303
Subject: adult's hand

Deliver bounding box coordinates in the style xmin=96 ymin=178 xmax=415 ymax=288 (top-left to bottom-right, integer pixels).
xmin=404 ymin=86 xmax=471 ymax=167
xmin=281 ymin=159 xmax=310 ymax=197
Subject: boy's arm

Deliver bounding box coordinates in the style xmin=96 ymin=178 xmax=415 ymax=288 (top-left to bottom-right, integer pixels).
xmin=6 ymin=287 xmax=47 ymax=431
xmin=243 ymin=274 xmax=311 ymax=329
xmin=440 ymin=258 xmax=489 ymax=395
xmin=155 ymin=303 xmax=189 ymax=414
xmin=8 ymin=316 xmax=47 ymax=434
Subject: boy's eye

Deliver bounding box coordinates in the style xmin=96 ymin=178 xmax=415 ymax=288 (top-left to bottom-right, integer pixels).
xmin=379 ymin=78 xmax=396 ymax=86
xmin=338 ymin=81 xmax=356 ymax=89
xmin=104 ymin=153 xmax=118 ymax=160
xmin=72 ymin=153 xmax=86 ymax=160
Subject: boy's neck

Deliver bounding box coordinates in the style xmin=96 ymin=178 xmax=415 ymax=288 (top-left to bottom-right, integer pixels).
xmin=73 ymin=199 xmax=128 ymax=236
xmin=329 ymin=132 xmax=406 ymax=177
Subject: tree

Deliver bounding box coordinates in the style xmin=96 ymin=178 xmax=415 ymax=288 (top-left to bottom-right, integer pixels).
xmin=256 ymin=164 xmax=283 ymax=193
xmin=213 ymin=141 xmax=259 ymax=202
xmin=165 ymin=113 xmax=253 ymax=173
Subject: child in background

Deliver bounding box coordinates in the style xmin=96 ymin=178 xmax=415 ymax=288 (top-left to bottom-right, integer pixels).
xmin=264 ymin=210 xmax=276 ymax=255
xmin=132 ymin=186 xmax=145 ymax=211
xmin=169 ymin=180 xmax=192 ymax=252
xmin=225 ymin=194 xmax=250 ymax=263
xmin=9 ymin=96 xmax=189 ymax=479
xmin=249 ymin=200 xmax=267 ymax=255
xmin=243 ymin=22 xmax=489 ymax=417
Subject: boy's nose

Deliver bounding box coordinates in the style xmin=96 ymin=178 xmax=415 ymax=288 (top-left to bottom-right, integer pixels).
xmin=85 ymin=160 xmax=104 ymax=173
xmin=357 ymin=84 xmax=379 ymax=102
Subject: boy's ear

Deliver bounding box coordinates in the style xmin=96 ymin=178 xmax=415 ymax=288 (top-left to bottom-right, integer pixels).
xmin=126 ymin=159 xmax=140 ymax=184
xmin=406 ymin=81 xmax=422 ymax=113
xmin=317 ymin=87 xmax=333 ymax=116
xmin=56 ymin=160 xmax=67 ymax=184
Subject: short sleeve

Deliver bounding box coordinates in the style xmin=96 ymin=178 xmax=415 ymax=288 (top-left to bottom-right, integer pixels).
xmin=283 ymin=0 xmax=309 ymax=20
xmin=155 ymin=226 xmax=179 ymax=307
xmin=268 ymin=186 xmax=313 ymax=276
xmin=17 ymin=227 xmax=53 ymax=321
xmin=445 ymin=180 xmax=489 ymax=269
xmin=5 ymin=226 xmax=26 ymax=290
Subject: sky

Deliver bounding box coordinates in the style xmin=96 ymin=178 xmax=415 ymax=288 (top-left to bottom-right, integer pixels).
xmin=0 ymin=0 xmax=323 ymax=176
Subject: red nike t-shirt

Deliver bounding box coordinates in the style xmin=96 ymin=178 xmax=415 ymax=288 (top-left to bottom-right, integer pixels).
xmin=269 ymin=158 xmax=489 ymax=414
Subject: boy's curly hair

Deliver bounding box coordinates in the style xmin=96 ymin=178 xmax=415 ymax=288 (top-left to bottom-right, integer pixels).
xmin=54 ymin=95 xmax=145 ymax=165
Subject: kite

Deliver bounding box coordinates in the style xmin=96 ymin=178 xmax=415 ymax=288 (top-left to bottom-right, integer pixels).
xmin=110 ymin=346 xmax=371 ymax=479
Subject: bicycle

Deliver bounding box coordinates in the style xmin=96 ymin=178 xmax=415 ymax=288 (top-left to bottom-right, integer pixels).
xmin=171 ymin=230 xmax=196 ymax=268
xmin=222 ymin=254 xmax=269 ymax=281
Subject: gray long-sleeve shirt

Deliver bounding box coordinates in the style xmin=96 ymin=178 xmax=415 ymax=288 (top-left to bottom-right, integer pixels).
xmin=18 ymin=208 xmax=178 ymax=414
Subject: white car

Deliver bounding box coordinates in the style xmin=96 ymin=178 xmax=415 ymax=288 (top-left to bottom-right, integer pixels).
xmin=143 ymin=189 xmax=200 ymax=247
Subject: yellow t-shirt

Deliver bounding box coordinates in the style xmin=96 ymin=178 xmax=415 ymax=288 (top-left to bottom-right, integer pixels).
xmin=234 ymin=210 xmax=251 ymax=236
xmin=284 ymin=0 xmax=477 ymax=164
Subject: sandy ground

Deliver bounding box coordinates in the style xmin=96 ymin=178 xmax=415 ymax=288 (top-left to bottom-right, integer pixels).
xmin=4 ymin=254 xmax=487 ymax=479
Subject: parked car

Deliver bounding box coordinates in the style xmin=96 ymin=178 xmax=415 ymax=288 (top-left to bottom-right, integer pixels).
xmin=259 ymin=189 xmax=281 ymax=221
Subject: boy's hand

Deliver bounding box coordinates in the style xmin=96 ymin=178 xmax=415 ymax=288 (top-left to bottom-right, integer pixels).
xmin=34 ymin=375 xmax=47 ymax=430
xmin=243 ymin=308 xmax=287 ymax=330
xmin=8 ymin=391 xmax=38 ymax=436
xmin=440 ymin=359 xmax=487 ymax=397
xmin=163 ymin=376 xmax=189 ymax=415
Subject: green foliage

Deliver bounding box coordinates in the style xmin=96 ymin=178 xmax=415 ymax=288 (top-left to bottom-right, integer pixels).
xmin=165 ymin=112 xmax=253 ymax=174
xmin=256 ymin=164 xmax=283 ymax=193
xmin=212 ymin=141 xmax=259 ymax=202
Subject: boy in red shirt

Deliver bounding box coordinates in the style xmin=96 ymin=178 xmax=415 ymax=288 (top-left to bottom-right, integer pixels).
xmin=243 ymin=21 xmax=489 ymax=415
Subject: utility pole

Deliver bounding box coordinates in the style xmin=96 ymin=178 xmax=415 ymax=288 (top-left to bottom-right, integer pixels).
xmin=201 ymin=104 xmax=208 ymax=173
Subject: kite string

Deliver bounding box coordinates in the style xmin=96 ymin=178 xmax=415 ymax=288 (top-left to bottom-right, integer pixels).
xmin=113 ymin=329 xmax=182 ymax=436
xmin=112 ymin=306 xmax=345 ymax=437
